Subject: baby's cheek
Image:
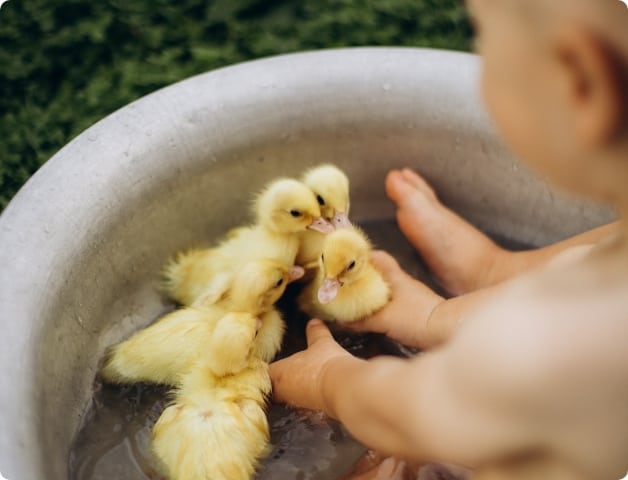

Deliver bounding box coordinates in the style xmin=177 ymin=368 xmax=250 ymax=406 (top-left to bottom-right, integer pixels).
xmin=481 ymin=69 xmax=536 ymax=161
xmin=479 ymin=61 xmax=508 ymax=123
xmin=481 ymin=75 xmax=512 ymax=138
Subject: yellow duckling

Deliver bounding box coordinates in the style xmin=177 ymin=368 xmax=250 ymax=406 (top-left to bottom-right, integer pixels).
xmin=152 ymin=357 xmax=271 ymax=480
xmin=302 ymin=164 xmax=351 ymax=227
xmin=163 ymin=178 xmax=333 ymax=306
xmin=298 ymin=227 xmax=391 ymax=323
xmin=297 ymin=164 xmax=352 ymax=269
xmin=100 ymin=259 xmax=291 ymax=386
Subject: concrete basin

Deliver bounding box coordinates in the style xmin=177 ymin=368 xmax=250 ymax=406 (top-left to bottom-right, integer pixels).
xmin=0 ymin=48 xmax=614 ymax=480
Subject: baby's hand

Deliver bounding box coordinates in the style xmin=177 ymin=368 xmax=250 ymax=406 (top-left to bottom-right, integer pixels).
xmin=270 ymin=319 xmax=352 ymax=414
xmin=344 ymin=251 xmax=444 ymax=349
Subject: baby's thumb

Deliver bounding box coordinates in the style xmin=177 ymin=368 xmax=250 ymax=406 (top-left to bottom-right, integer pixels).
xmin=370 ymin=250 xmax=404 ymax=283
xmin=305 ymin=319 xmax=332 ymax=346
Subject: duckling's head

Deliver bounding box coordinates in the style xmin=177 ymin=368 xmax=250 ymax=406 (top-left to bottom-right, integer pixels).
xmin=255 ymin=178 xmax=334 ymax=234
xmin=229 ymin=259 xmax=293 ymax=314
xmin=318 ymin=227 xmax=371 ymax=304
xmin=302 ymin=164 xmax=351 ymax=228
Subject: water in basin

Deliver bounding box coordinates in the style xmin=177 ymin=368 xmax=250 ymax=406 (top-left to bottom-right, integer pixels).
xmin=68 ymin=219 xmax=527 ymax=480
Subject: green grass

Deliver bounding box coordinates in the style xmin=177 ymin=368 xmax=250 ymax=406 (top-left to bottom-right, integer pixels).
xmin=0 ymin=0 xmax=472 ymax=210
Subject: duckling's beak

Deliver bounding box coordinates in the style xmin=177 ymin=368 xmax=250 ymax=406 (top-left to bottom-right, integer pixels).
xmin=331 ymin=211 xmax=352 ymax=229
xmin=318 ymin=277 xmax=342 ymax=304
xmin=288 ymin=266 xmax=305 ymax=283
xmin=308 ymin=217 xmax=334 ymax=233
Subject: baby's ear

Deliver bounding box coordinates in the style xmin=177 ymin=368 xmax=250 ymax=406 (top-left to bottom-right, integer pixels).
xmin=554 ymin=23 xmax=627 ymax=149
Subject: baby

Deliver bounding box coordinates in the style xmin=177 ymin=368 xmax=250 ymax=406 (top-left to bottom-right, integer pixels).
xmin=270 ymin=1 xmax=628 ymax=479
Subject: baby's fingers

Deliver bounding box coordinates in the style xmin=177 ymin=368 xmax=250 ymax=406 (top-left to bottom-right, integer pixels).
xmin=305 ymin=318 xmax=334 ymax=346
xmin=370 ymin=250 xmax=401 ymax=278
xmin=369 ymin=250 xmax=412 ymax=292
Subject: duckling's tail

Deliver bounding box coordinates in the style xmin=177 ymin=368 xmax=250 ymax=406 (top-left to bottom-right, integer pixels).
xmin=160 ymin=248 xmax=212 ymax=305
xmin=152 ymin=396 xmax=269 ymax=480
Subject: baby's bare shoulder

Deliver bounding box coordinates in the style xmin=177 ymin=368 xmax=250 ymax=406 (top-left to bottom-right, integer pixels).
xmin=450 ymin=263 xmax=628 ymax=400
xmin=439 ymin=266 xmax=628 ymax=475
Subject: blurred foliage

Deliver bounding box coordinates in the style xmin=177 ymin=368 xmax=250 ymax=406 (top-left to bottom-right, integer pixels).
xmin=0 ymin=0 xmax=472 ymax=210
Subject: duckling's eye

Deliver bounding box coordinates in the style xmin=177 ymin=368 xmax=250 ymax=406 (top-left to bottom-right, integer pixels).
xmin=316 ymin=194 xmax=325 ymax=206
xmin=290 ymin=210 xmax=302 ymax=217
xmin=274 ymin=277 xmax=284 ymax=288
xmin=347 ymin=260 xmax=356 ymax=270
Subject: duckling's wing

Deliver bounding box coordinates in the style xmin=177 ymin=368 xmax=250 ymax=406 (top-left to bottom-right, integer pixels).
xmin=203 ymin=312 xmax=258 ymax=377
xmin=100 ymin=308 xmax=216 ymax=386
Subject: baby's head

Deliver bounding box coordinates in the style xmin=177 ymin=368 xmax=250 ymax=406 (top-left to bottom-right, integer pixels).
xmin=469 ymin=0 xmax=628 ymax=204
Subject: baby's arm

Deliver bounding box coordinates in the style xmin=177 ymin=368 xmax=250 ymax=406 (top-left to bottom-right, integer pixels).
xmin=271 ymin=316 xmax=545 ymax=468
xmin=490 ymin=222 xmax=617 ymax=283
xmin=346 ymin=251 xmax=506 ymax=349
xmin=273 ymin=275 xmax=624 ymax=479
xmin=350 ymin=224 xmax=616 ymax=349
